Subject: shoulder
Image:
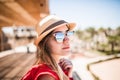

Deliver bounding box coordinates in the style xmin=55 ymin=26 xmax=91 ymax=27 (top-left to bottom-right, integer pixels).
xmin=24 ymin=64 xmax=59 ymax=80
xmin=37 ymin=74 xmax=56 ymax=80
xmin=34 ymin=64 xmax=59 ymax=80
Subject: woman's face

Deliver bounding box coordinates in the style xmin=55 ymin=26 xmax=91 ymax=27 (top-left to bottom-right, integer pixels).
xmin=47 ymin=25 xmax=71 ymax=56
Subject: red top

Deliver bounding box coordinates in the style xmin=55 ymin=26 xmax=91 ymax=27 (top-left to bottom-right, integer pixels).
xmin=21 ymin=64 xmax=73 ymax=80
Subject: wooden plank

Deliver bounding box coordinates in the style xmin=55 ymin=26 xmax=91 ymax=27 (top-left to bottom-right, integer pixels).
xmin=0 ymin=67 xmax=13 ymax=79
xmin=0 ymin=53 xmax=26 ymax=78
xmin=4 ymin=53 xmax=35 ymax=79
xmin=0 ymin=53 xmax=25 ymax=70
xmin=0 ymin=53 xmax=36 ymax=80
xmin=14 ymin=57 xmax=35 ymax=79
xmin=0 ymin=53 xmax=15 ymax=62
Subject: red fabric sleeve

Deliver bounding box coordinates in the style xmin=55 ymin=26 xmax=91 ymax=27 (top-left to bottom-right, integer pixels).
xmin=35 ymin=71 xmax=59 ymax=80
xmin=21 ymin=64 xmax=59 ymax=80
xmin=69 ymin=77 xmax=73 ymax=80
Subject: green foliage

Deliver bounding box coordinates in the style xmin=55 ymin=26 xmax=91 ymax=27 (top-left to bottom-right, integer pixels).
xmin=75 ymin=26 xmax=120 ymax=55
xmin=85 ymin=27 xmax=96 ymax=37
xmin=116 ymin=26 xmax=120 ymax=36
xmin=75 ymin=30 xmax=83 ymax=39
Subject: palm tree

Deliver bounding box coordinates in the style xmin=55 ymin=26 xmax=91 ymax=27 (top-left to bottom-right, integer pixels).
xmin=85 ymin=27 xmax=96 ymax=38
xmin=105 ymin=27 xmax=120 ymax=54
xmin=75 ymin=29 xmax=83 ymax=39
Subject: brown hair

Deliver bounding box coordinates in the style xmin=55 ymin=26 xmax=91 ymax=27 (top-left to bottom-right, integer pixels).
xmin=34 ymin=32 xmax=69 ymax=80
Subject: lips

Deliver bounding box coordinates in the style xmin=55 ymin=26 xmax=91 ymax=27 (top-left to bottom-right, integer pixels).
xmin=62 ymin=47 xmax=70 ymax=49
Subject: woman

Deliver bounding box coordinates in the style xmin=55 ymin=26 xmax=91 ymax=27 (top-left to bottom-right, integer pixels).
xmin=21 ymin=15 xmax=76 ymax=80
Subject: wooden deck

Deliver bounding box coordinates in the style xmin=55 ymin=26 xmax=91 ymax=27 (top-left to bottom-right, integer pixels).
xmin=0 ymin=53 xmax=36 ymax=80
xmin=0 ymin=53 xmax=81 ymax=80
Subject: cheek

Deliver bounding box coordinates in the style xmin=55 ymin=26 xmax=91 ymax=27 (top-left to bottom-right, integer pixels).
xmin=48 ymin=38 xmax=62 ymax=53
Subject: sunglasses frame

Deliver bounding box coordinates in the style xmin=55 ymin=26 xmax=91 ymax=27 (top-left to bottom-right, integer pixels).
xmin=52 ymin=31 xmax=74 ymax=43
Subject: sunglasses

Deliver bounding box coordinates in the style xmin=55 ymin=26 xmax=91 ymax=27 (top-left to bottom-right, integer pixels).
xmin=53 ymin=31 xmax=74 ymax=42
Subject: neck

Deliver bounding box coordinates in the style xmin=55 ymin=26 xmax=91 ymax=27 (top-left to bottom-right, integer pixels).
xmin=52 ymin=55 xmax=61 ymax=63
xmin=52 ymin=54 xmax=71 ymax=63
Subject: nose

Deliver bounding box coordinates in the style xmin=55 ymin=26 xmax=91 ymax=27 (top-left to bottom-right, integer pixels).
xmin=63 ymin=36 xmax=69 ymax=42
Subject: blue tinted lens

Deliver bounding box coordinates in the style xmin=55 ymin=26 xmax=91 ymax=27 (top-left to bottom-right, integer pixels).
xmin=54 ymin=31 xmax=74 ymax=42
xmin=67 ymin=31 xmax=74 ymax=36
xmin=55 ymin=32 xmax=64 ymax=42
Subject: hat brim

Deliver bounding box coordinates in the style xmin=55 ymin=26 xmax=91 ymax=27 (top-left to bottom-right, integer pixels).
xmin=34 ymin=22 xmax=76 ymax=46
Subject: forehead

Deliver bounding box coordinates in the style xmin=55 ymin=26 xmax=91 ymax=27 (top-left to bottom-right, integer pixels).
xmin=53 ymin=24 xmax=68 ymax=32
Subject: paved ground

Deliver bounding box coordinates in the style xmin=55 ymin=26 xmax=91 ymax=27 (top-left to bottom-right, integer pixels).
xmin=72 ymin=53 xmax=120 ymax=80
xmin=90 ymin=58 xmax=120 ymax=80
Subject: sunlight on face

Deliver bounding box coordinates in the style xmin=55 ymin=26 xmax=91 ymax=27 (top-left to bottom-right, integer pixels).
xmin=47 ymin=24 xmax=71 ymax=56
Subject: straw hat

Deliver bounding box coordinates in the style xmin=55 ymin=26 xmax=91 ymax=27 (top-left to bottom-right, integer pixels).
xmin=34 ymin=15 xmax=76 ymax=46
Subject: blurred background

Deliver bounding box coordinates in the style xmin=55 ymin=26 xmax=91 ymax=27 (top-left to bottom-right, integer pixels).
xmin=0 ymin=0 xmax=120 ymax=80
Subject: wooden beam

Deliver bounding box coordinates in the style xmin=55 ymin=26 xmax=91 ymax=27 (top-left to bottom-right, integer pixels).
xmin=4 ymin=2 xmax=37 ymax=25
xmin=0 ymin=0 xmax=49 ymax=27
xmin=0 ymin=3 xmax=28 ymax=26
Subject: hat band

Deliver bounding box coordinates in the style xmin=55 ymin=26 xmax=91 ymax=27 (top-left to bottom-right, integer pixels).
xmin=41 ymin=20 xmax=67 ymax=35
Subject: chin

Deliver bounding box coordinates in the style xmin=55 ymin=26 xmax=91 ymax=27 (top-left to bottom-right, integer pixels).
xmin=62 ymin=51 xmax=71 ymax=56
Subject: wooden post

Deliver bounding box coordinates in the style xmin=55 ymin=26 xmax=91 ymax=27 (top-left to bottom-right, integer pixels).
xmin=0 ymin=27 xmax=3 ymax=51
